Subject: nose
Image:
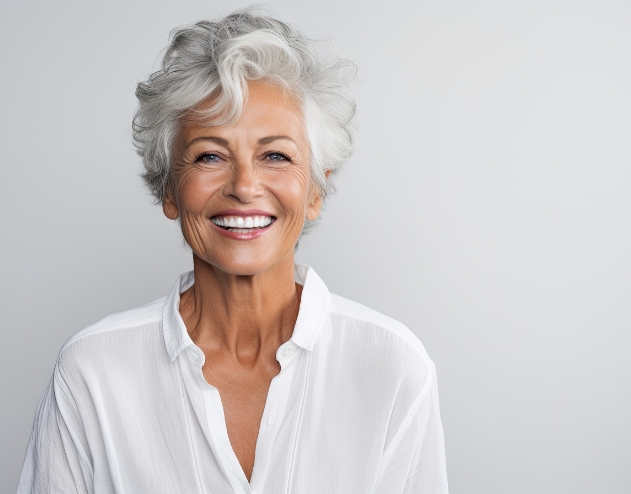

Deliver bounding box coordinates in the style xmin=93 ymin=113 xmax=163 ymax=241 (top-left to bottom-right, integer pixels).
xmin=223 ymin=158 xmax=264 ymax=203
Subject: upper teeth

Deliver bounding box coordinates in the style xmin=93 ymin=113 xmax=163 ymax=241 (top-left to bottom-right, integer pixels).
xmin=211 ymin=216 xmax=274 ymax=228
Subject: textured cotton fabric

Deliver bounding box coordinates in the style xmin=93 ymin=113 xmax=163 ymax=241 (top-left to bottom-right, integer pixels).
xmin=19 ymin=264 xmax=448 ymax=493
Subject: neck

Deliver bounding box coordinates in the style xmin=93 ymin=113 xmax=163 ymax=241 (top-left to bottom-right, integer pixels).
xmin=179 ymin=252 xmax=301 ymax=363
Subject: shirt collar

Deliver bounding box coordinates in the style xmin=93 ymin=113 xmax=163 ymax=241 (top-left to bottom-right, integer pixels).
xmin=162 ymin=262 xmax=330 ymax=362
xmin=162 ymin=270 xmax=196 ymax=362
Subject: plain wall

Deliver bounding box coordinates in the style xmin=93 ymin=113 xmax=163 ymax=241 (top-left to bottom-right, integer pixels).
xmin=1 ymin=0 xmax=630 ymax=492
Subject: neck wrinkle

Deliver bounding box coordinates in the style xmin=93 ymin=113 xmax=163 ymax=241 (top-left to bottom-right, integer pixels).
xmin=179 ymin=253 xmax=301 ymax=361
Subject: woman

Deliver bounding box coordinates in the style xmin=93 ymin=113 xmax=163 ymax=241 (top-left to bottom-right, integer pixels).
xmin=19 ymin=9 xmax=448 ymax=494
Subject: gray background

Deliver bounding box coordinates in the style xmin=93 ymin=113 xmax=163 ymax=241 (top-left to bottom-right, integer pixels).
xmin=1 ymin=0 xmax=629 ymax=492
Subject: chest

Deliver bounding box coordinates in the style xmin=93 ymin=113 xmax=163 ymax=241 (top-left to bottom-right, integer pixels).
xmin=202 ymin=360 xmax=280 ymax=481
xmin=87 ymin=345 xmax=400 ymax=493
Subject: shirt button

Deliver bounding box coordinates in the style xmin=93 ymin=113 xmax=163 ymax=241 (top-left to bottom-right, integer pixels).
xmin=268 ymin=411 xmax=277 ymax=426
xmin=281 ymin=347 xmax=295 ymax=358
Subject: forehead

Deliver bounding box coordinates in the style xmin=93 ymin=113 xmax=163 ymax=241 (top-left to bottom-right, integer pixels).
xmin=247 ymin=81 xmax=302 ymax=115
xmin=179 ymin=81 xmax=305 ymax=146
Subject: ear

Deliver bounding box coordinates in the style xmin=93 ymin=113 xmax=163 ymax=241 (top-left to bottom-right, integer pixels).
xmin=305 ymin=169 xmax=331 ymax=221
xmin=162 ymin=183 xmax=180 ymax=220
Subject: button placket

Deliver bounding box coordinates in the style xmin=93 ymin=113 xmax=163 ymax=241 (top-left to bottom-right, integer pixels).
xmin=263 ymin=344 xmax=298 ymax=431
xmin=249 ymin=347 xmax=301 ymax=491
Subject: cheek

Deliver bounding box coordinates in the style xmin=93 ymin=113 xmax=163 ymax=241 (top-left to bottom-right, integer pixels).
xmin=266 ymin=167 xmax=311 ymax=214
xmin=176 ymin=168 xmax=223 ymax=214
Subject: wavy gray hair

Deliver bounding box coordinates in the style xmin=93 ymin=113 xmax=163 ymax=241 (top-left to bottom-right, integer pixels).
xmin=133 ymin=8 xmax=357 ymax=211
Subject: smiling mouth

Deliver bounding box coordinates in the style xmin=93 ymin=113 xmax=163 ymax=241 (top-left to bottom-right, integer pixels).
xmin=211 ymin=215 xmax=276 ymax=233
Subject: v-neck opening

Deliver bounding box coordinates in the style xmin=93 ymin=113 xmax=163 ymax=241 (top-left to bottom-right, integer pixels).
xmin=190 ymin=340 xmax=301 ymax=493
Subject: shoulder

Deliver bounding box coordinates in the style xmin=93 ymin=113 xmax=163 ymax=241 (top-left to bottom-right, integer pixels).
xmin=62 ymin=296 xmax=165 ymax=350
xmin=325 ymin=293 xmax=435 ymax=390
xmin=55 ymin=296 xmax=167 ymax=377
xmin=329 ymin=294 xmax=430 ymax=360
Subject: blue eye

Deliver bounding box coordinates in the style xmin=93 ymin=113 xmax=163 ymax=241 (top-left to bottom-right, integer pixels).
xmin=267 ymin=153 xmax=288 ymax=162
xmin=196 ymin=153 xmax=220 ymax=163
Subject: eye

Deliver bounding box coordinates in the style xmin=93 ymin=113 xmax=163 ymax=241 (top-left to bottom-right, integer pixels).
xmin=266 ymin=152 xmax=290 ymax=162
xmin=195 ymin=152 xmax=221 ymax=164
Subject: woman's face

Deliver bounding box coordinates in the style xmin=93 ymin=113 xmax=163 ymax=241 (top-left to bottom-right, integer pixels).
xmin=165 ymin=81 xmax=322 ymax=276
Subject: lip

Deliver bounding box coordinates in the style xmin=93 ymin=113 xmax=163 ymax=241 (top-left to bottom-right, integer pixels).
xmin=209 ymin=210 xmax=276 ymax=241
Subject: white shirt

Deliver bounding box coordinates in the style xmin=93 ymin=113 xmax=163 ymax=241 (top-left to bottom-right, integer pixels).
xmin=19 ymin=264 xmax=448 ymax=493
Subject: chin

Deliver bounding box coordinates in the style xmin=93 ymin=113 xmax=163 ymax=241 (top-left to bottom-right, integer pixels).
xmin=216 ymin=262 xmax=270 ymax=277
xmin=205 ymin=250 xmax=283 ymax=277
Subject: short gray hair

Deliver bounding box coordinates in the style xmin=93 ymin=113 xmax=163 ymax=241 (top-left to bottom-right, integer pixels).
xmin=133 ymin=7 xmax=357 ymax=207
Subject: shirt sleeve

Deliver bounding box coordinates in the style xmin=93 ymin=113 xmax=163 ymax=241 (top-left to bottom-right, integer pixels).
xmin=373 ymin=364 xmax=449 ymax=494
xmin=18 ymin=358 xmax=93 ymax=494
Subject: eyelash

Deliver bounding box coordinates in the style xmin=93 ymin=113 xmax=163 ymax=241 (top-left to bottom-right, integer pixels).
xmin=265 ymin=152 xmax=291 ymax=162
xmin=193 ymin=152 xmax=222 ymax=163
xmin=192 ymin=151 xmax=291 ymax=163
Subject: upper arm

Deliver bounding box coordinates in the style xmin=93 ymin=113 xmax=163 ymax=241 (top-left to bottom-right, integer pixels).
xmin=373 ymin=364 xmax=449 ymax=494
xmin=18 ymin=358 xmax=93 ymax=494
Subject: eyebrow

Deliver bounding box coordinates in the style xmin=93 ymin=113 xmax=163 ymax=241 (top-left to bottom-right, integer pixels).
xmin=185 ymin=136 xmax=230 ymax=148
xmin=257 ymin=135 xmax=297 ymax=146
xmin=184 ymin=135 xmax=297 ymax=150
